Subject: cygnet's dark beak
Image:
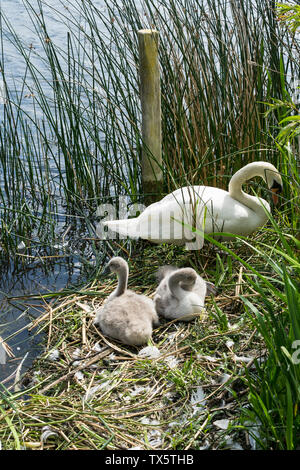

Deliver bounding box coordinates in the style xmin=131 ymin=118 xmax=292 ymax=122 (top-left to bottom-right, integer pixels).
xmin=206 ymin=282 xmax=218 ymax=296
xmin=102 ymin=263 xmax=111 ymax=276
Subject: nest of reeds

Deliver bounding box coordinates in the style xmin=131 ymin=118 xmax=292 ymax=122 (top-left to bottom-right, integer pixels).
xmin=1 ymin=244 xmax=265 ymax=450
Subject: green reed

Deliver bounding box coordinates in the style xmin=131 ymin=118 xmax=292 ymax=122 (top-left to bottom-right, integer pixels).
xmin=0 ymin=0 xmax=298 ymax=262
xmin=193 ymin=211 xmax=300 ymax=449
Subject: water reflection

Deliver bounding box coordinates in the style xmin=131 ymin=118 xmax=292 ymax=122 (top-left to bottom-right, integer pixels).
xmin=0 ymin=0 xmax=131 ymax=387
xmin=0 ymin=253 xmax=85 ymax=386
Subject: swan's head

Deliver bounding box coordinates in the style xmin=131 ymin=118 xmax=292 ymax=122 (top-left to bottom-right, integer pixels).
xmin=262 ymin=164 xmax=283 ymax=206
xmin=107 ymin=256 xmax=128 ymax=274
xmin=229 ymin=161 xmax=283 ymax=206
xmin=177 ymin=268 xmax=198 ymax=290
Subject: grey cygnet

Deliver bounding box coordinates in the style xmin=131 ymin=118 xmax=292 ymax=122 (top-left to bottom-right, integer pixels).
xmin=154 ymin=265 xmax=215 ymax=321
xmin=94 ymin=257 xmax=159 ymax=345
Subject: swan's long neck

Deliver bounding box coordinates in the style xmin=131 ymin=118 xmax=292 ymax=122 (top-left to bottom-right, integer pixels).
xmin=114 ymin=265 xmax=128 ymax=297
xmin=228 ymin=163 xmax=270 ymax=219
xmin=168 ymin=272 xmax=193 ymax=300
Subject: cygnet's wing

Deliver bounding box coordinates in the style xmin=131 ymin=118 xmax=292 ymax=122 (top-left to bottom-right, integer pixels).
xmin=154 ymin=289 xmax=179 ymax=318
xmin=133 ymin=292 xmax=160 ymax=327
xmin=154 ymin=273 xmax=180 ymax=318
xmin=93 ymin=306 xmax=104 ymax=326
xmin=191 ymin=275 xmax=207 ymax=301
xmin=193 ymin=274 xmax=217 ymax=299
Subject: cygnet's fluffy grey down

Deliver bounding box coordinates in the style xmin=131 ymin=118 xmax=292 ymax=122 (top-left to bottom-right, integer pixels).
xmin=94 ymin=257 xmax=159 ymax=346
xmin=154 ymin=265 xmax=215 ymax=321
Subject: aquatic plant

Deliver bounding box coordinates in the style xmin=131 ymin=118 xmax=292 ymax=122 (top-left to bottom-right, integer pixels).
xmin=0 ymin=0 xmax=298 ymax=262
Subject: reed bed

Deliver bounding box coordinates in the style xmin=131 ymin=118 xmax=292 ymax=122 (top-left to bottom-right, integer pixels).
xmin=0 ymin=0 xmax=299 ymax=262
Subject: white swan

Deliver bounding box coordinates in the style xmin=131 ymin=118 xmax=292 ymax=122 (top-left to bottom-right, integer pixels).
xmin=94 ymin=257 xmax=159 ymax=346
xmin=102 ymin=162 xmax=282 ymax=249
xmin=154 ymin=265 xmax=215 ymax=321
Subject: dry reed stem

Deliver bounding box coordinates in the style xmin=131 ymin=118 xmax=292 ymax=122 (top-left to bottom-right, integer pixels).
xmin=235 ymin=266 xmax=244 ymax=297
xmin=38 ymin=348 xmax=111 ymax=394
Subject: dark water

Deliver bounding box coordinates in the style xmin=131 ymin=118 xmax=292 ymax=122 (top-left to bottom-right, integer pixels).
xmin=0 ymin=259 xmax=83 ymax=387
xmin=0 ymin=0 xmax=111 ymax=386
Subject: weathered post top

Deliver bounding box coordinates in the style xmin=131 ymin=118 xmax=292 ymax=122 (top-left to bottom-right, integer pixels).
xmin=138 ymin=29 xmax=163 ymax=205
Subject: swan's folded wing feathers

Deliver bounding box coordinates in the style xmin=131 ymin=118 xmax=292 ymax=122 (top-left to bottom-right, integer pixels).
xmin=99 ymin=162 xmax=281 ymax=245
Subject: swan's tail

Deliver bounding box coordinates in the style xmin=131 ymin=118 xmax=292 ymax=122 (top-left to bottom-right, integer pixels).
xmin=100 ymin=218 xmax=140 ymax=239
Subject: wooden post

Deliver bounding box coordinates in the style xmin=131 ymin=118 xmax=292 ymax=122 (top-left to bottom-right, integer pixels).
xmin=138 ymin=29 xmax=163 ymax=205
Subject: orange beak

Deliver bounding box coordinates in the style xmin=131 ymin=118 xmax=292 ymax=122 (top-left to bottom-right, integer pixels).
xmin=271 ymin=187 xmax=279 ymax=206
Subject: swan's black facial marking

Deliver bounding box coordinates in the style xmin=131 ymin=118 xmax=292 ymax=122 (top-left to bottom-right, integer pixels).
xmin=270 ymin=180 xmax=283 ymax=193
xmin=270 ymin=180 xmax=283 ymax=205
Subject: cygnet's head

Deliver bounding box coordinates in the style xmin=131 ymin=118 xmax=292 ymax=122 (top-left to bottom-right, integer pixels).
xmin=177 ymin=268 xmax=197 ymax=289
xmin=107 ymin=256 xmax=128 ymax=274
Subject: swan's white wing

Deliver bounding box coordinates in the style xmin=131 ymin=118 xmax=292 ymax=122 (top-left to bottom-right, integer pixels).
xmin=101 ymin=185 xmax=269 ymax=244
xmin=174 ymin=186 xmax=270 ymax=237
xmin=136 ymin=186 xmax=227 ymax=245
xmin=136 ymin=186 xmax=208 ymax=242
